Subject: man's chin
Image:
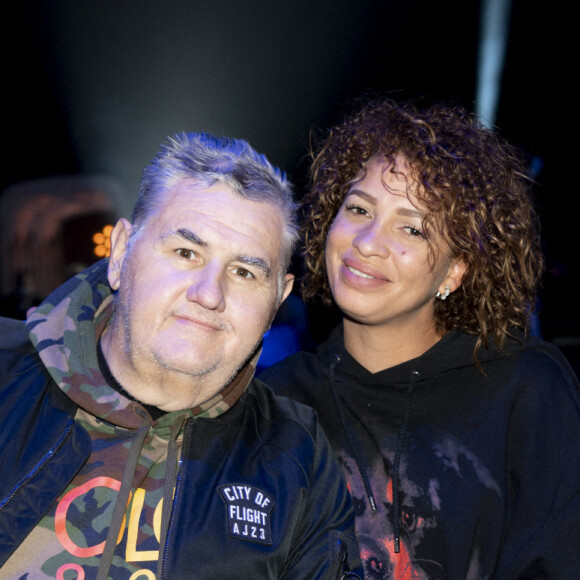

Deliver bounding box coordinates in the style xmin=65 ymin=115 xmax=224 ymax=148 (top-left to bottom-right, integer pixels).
xmin=154 ymin=353 xmax=223 ymax=380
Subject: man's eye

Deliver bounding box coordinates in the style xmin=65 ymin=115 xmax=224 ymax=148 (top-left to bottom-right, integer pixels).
xmin=234 ymin=267 xmax=254 ymax=279
xmin=176 ymin=248 xmax=196 ymax=260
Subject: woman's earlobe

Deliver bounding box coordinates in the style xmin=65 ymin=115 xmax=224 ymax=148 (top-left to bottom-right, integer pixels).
xmin=436 ymin=286 xmax=451 ymax=300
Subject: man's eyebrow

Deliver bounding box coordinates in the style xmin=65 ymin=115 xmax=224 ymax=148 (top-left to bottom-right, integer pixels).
xmin=238 ymin=256 xmax=272 ymax=278
xmin=162 ymin=228 xmax=207 ymax=246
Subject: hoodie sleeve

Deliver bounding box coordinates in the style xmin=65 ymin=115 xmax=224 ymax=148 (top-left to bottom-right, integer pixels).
xmin=495 ymin=346 xmax=580 ymax=579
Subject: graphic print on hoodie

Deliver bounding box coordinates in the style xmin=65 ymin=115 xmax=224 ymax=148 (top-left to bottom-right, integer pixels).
xmin=337 ymin=431 xmax=501 ymax=579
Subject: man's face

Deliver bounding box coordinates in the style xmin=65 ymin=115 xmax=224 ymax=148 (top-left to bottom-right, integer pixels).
xmin=107 ymin=178 xmax=293 ymax=409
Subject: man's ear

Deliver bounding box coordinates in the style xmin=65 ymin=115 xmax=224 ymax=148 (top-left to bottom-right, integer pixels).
xmin=265 ymin=274 xmax=295 ymax=332
xmin=441 ymin=256 xmax=467 ymax=295
xmin=280 ymin=273 xmax=295 ymax=305
xmin=107 ymin=218 xmax=133 ymax=290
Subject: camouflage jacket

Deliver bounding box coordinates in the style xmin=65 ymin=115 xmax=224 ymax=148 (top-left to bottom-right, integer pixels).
xmin=0 ymin=260 xmax=361 ymax=579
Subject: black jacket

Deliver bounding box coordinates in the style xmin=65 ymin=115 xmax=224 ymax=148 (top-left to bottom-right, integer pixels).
xmin=261 ymin=325 xmax=580 ymax=579
xmin=0 ymin=262 xmax=362 ymax=579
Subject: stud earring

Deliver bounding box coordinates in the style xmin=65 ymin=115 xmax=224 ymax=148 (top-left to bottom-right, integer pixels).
xmin=435 ymin=286 xmax=450 ymax=300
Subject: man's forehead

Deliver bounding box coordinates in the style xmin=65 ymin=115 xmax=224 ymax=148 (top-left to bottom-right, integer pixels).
xmin=161 ymin=178 xmax=282 ymax=216
xmin=154 ymin=185 xmax=282 ymax=244
xmin=142 ymin=178 xmax=288 ymax=265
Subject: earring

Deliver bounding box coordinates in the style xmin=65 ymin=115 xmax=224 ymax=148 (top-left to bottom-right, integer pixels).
xmin=435 ymin=286 xmax=450 ymax=300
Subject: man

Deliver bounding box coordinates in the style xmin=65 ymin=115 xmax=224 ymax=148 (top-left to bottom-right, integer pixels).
xmin=0 ymin=133 xmax=361 ymax=579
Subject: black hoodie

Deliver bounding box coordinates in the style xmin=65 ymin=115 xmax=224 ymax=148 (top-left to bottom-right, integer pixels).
xmin=260 ymin=325 xmax=580 ymax=579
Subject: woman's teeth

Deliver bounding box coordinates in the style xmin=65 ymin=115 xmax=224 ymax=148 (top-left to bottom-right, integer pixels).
xmin=348 ymin=265 xmax=375 ymax=279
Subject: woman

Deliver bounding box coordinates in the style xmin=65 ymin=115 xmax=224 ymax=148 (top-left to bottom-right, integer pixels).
xmin=260 ymin=98 xmax=580 ymax=579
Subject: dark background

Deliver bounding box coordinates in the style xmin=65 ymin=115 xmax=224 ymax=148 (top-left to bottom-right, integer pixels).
xmin=2 ymin=0 xmax=575 ymax=369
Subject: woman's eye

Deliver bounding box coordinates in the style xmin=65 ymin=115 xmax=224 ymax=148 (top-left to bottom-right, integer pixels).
xmin=176 ymin=248 xmax=196 ymax=260
xmin=404 ymin=225 xmax=426 ymax=239
xmin=345 ymin=204 xmax=369 ymax=216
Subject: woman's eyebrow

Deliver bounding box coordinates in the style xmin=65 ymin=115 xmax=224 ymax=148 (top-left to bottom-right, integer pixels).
xmin=347 ymin=189 xmax=425 ymax=219
xmin=346 ymin=188 xmax=377 ymax=203
xmin=396 ymin=207 xmax=425 ymax=219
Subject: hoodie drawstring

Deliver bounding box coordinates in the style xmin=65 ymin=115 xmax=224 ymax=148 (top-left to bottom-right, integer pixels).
xmin=97 ymin=421 xmax=150 ymax=580
xmin=96 ymin=412 xmax=188 ymax=580
xmin=330 ymin=353 xmax=420 ymax=554
xmin=392 ymin=370 xmax=419 ymax=553
xmin=330 ymin=354 xmax=377 ymax=513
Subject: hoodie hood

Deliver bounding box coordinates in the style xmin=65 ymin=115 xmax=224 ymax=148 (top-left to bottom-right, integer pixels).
xmin=25 ymin=259 xmax=165 ymax=430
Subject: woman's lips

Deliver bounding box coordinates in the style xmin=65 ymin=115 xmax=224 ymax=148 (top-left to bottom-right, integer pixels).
xmin=340 ymin=258 xmax=389 ymax=287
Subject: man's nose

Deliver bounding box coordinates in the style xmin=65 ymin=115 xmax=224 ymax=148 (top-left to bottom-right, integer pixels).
xmin=353 ymin=221 xmax=390 ymax=258
xmin=185 ymin=264 xmax=226 ymax=312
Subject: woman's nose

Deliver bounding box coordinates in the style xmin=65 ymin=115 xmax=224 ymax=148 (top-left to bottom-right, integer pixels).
xmin=353 ymin=221 xmax=390 ymax=258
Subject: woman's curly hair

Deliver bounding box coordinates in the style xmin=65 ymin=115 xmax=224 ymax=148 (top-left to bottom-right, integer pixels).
xmin=302 ymin=97 xmax=543 ymax=349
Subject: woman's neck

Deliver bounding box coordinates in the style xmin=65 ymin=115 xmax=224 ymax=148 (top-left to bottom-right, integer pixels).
xmin=342 ymin=317 xmax=442 ymax=373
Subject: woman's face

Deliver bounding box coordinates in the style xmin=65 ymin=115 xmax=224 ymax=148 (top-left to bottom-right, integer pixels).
xmin=325 ymin=156 xmax=465 ymax=333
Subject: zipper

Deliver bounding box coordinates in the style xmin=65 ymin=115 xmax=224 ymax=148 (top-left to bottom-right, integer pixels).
xmin=332 ymin=534 xmax=362 ymax=580
xmin=159 ymin=458 xmax=184 ymax=579
xmin=0 ymin=419 xmax=76 ymax=509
